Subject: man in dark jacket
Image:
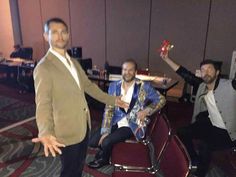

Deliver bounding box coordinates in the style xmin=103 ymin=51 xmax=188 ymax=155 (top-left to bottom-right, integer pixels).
xmin=160 ymin=51 xmax=236 ymax=177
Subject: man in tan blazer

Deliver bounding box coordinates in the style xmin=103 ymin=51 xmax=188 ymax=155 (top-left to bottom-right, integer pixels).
xmin=32 ymin=18 xmax=128 ymax=177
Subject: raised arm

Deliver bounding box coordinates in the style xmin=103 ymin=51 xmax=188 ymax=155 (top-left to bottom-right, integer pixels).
xmin=160 ymin=51 xmax=202 ymax=87
xmin=160 ymin=52 xmax=180 ymax=72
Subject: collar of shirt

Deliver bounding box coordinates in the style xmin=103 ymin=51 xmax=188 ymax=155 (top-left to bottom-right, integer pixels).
xmin=121 ymin=81 xmax=135 ymax=104
xmin=49 ymin=48 xmax=81 ymax=89
xmin=49 ymin=47 xmax=71 ymax=67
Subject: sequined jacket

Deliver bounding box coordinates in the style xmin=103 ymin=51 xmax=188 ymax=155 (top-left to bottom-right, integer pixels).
xmin=101 ymin=78 xmax=166 ymax=140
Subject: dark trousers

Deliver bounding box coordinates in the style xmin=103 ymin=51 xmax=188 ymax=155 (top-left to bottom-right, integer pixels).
xmin=89 ymin=125 xmax=133 ymax=162
xmin=177 ymin=111 xmax=234 ymax=177
xmin=60 ymin=127 xmax=89 ymax=177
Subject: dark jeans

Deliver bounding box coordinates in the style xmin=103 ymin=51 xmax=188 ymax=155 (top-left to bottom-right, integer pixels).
xmin=177 ymin=111 xmax=234 ymax=177
xmin=60 ymin=127 xmax=89 ymax=177
xmin=89 ymin=124 xmax=133 ymax=162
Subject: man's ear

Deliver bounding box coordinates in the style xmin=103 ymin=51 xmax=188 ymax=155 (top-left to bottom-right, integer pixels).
xmin=216 ymin=70 xmax=220 ymax=76
xmin=43 ymin=33 xmax=49 ymax=42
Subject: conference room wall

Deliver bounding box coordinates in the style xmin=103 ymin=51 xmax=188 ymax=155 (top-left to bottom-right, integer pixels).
xmin=18 ymin=0 xmax=45 ymax=61
xmin=69 ymin=0 xmax=106 ymax=69
xmin=149 ymin=0 xmax=210 ymax=79
xmin=0 ymin=1 xmax=15 ymax=58
xmin=17 ymin=0 xmax=236 ymax=77
xmin=205 ymin=0 xmax=236 ymax=75
xmin=106 ymin=0 xmax=151 ymax=69
xmin=40 ymin=0 xmax=71 ymax=52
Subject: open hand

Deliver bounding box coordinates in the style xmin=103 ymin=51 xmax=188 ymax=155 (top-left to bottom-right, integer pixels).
xmin=115 ymin=96 xmax=129 ymax=109
xmin=32 ymin=135 xmax=66 ymax=157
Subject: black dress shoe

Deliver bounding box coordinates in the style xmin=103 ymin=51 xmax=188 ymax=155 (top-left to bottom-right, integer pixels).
xmin=87 ymin=159 xmax=109 ymax=169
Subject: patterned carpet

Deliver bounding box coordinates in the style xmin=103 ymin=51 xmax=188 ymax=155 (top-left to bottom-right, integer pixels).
xmin=0 ymin=96 xmax=35 ymax=129
xmin=0 ymin=95 xmax=233 ymax=177
xmin=0 ymin=95 xmax=112 ymax=177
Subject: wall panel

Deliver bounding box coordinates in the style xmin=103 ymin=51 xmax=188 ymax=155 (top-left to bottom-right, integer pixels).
xmin=40 ymin=0 xmax=71 ymax=50
xmin=70 ymin=0 xmax=106 ymax=68
xmin=205 ymin=0 xmax=236 ymax=75
xmin=0 ymin=1 xmax=16 ymax=58
xmin=18 ymin=0 xmax=44 ymax=60
xmin=106 ymin=0 xmax=151 ymax=68
xmin=149 ymin=0 xmax=210 ymax=79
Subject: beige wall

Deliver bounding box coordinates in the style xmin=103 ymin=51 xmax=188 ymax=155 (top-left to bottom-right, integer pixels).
xmin=18 ymin=0 xmax=45 ymax=60
xmin=205 ymin=0 xmax=236 ymax=75
xmin=106 ymin=0 xmax=151 ymax=68
xmin=0 ymin=1 xmax=14 ymax=58
xmin=16 ymin=0 xmax=236 ymax=77
xmin=70 ymin=0 xmax=106 ymax=68
xmin=149 ymin=0 xmax=210 ymax=78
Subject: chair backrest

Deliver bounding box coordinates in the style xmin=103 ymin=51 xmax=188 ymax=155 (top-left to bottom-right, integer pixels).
xmin=108 ymin=65 xmax=122 ymax=75
xmin=79 ymin=58 xmax=92 ymax=73
xmin=67 ymin=47 xmax=82 ymax=58
xmin=145 ymin=111 xmax=160 ymax=139
xmin=11 ymin=47 xmax=33 ymax=60
xmin=150 ymin=113 xmax=171 ymax=162
xmin=22 ymin=47 xmax=33 ymax=60
xmin=159 ymin=135 xmax=191 ymax=177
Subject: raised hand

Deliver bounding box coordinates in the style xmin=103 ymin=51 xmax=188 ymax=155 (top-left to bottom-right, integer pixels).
xmin=32 ymin=135 xmax=66 ymax=157
xmin=115 ymin=96 xmax=129 ymax=109
xmin=159 ymin=40 xmax=173 ymax=60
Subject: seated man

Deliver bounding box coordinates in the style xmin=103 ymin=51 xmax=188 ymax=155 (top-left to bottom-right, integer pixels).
xmin=88 ymin=59 xmax=166 ymax=169
xmin=160 ymin=51 xmax=236 ymax=177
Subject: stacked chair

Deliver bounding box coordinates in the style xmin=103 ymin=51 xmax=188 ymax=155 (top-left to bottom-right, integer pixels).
xmin=86 ymin=112 xmax=192 ymax=177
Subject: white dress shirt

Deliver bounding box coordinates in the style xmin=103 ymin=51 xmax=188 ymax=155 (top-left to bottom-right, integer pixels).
xmin=117 ymin=81 xmax=135 ymax=128
xmin=49 ymin=48 xmax=81 ymax=89
xmin=204 ymin=90 xmax=226 ymax=129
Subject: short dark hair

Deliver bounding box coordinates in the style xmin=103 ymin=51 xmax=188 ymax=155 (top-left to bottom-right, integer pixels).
xmin=200 ymin=59 xmax=222 ymax=72
xmin=122 ymin=59 xmax=138 ymax=71
xmin=44 ymin=18 xmax=68 ymax=33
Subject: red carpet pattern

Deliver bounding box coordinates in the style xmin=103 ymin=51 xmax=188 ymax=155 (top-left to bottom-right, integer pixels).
xmin=0 ymin=95 xmax=230 ymax=177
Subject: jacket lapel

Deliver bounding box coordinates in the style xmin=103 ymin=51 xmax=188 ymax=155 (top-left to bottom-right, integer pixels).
xmin=126 ymin=81 xmax=141 ymax=114
xmin=117 ymin=79 xmax=141 ymax=114
xmin=47 ymin=51 xmax=80 ymax=90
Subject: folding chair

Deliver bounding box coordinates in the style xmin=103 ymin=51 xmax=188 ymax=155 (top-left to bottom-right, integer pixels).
xmin=111 ymin=112 xmax=161 ymax=172
xmin=111 ymin=112 xmax=171 ymax=175
xmin=112 ymin=136 xmax=190 ymax=177
xmin=157 ymin=135 xmax=191 ymax=177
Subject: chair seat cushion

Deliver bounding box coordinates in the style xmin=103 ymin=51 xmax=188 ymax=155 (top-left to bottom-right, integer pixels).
xmin=111 ymin=142 xmax=151 ymax=167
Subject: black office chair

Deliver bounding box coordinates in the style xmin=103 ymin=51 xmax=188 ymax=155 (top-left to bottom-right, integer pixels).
xmin=21 ymin=47 xmax=33 ymax=60
xmin=10 ymin=47 xmax=33 ymax=60
xmin=67 ymin=47 xmax=82 ymax=58
xmin=107 ymin=65 xmax=122 ymax=75
xmin=79 ymin=58 xmax=92 ymax=74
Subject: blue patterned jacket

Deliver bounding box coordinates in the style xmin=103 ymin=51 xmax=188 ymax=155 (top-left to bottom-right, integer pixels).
xmin=101 ymin=78 xmax=166 ymax=140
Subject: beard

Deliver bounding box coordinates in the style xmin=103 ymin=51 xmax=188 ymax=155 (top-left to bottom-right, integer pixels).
xmin=202 ymin=74 xmax=217 ymax=84
xmin=53 ymin=40 xmax=69 ymax=49
xmin=122 ymin=74 xmax=135 ymax=83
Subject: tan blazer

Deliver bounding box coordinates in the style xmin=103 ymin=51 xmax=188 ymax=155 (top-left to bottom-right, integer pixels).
xmin=34 ymin=51 xmax=115 ymax=146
